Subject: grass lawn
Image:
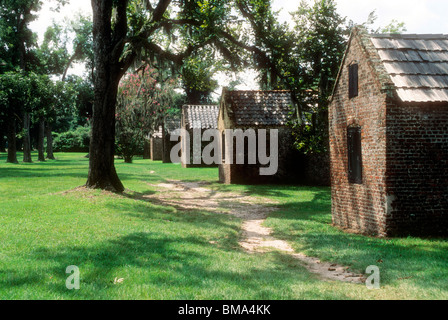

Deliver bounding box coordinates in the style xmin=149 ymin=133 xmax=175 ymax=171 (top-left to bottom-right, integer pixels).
xmin=0 ymin=152 xmax=447 ymax=300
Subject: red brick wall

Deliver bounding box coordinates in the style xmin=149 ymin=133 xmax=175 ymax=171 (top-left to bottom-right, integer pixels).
xmin=386 ymin=103 xmax=448 ymax=236
xmin=331 ymin=32 xmax=448 ymax=237
xmin=329 ymin=34 xmax=389 ymax=236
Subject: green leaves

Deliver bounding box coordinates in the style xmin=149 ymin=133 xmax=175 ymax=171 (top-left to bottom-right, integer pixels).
xmin=115 ymin=63 xmax=181 ymax=162
xmin=0 ymin=71 xmax=30 ymax=114
xmin=0 ymin=70 xmax=74 ymax=125
xmin=181 ymin=51 xmax=219 ymax=104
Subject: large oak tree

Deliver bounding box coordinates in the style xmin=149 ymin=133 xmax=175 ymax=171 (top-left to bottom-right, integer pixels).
xmin=86 ymin=0 xmax=262 ymax=192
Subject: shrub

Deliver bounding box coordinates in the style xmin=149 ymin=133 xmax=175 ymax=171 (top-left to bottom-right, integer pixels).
xmin=53 ymin=126 xmax=90 ymax=152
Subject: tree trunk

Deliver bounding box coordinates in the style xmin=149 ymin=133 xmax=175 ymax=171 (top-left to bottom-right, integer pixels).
xmin=124 ymin=155 xmax=133 ymax=163
xmin=86 ymin=76 xmax=124 ymax=192
xmin=46 ymin=122 xmax=55 ymax=160
xmin=6 ymin=119 xmax=18 ymax=164
xmin=86 ymin=0 xmax=129 ymax=193
xmin=37 ymin=118 xmax=45 ymax=162
xmin=23 ymin=112 xmax=32 ymax=163
xmin=85 ymin=63 xmax=124 ymax=191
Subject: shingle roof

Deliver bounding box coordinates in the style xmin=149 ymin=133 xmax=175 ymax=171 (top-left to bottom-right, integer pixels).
xmin=165 ymin=116 xmax=181 ymax=136
xmin=225 ymin=90 xmax=294 ymax=127
xmin=182 ymin=105 xmax=219 ymax=129
xmin=370 ymin=33 xmax=448 ymax=103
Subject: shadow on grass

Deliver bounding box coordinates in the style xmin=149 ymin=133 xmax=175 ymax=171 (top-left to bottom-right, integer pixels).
xmin=107 ymin=195 xmax=243 ymax=243
xmin=265 ymin=192 xmax=448 ymax=293
xmin=7 ymin=232 xmax=350 ymax=300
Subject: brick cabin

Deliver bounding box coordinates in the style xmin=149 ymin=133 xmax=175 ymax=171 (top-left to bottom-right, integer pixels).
xmin=218 ymin=89 xmax=301 ymax=184
xmin=329 ymin=28 xmax=448 ymax=237
xmin=181 ymin=104 xmax=219 ymax=168
xmin=161 ymin=115 xmax=181 ymax=163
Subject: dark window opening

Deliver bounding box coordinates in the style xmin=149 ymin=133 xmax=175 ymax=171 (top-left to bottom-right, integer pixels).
xmin=347 ymin=126 xmax=362 ymax=184
xmin=349 ymin=63 xmax=358 ymax=98
xmin=221 ymin=132 xmax=226 ymax=163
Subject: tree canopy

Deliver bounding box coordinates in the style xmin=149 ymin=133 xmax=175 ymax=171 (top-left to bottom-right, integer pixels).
xmin=0 ymin=0 xmax=407 ymax=191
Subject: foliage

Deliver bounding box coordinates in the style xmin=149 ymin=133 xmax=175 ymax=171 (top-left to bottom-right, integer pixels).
xmin=0 ymin=69 xmax=76 ymax=135
xmin=36 ymin=22 xmax=70 ymax=76
xmin=289 ymin=0 xmax=349 ymax=154
xmin=116 ymin=65 xmax=179 ymax=163
xmin=0 ymin=71 xmax=30 ymax=120
xmin=70 ymin=14 xmax=94 ymax=65
xmin=243 ymin=0 xmax=406 ymax=154
xmin=360 ymin=10 xmax=408 ymax=34
xmin=65 ymin=75 xmax=94 ymax=128
xmin=52 ymin=126 xmax=90 ymax=152
xmin=181 ymin=51 xmax=220 ymax=104
xmin=0 ymin=0 xmax=41 ymax=72
xmin=227 ymin=0 xmax=348 ymax=154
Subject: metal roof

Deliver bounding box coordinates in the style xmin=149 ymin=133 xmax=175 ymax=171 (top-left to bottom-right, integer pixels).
xmin=182 ymin=105 xmax=219 ymax=129
xmin=370 ymin=33 xmax=448 ymax=103
xmin=225 ymin=90 xmax=294 ymax=127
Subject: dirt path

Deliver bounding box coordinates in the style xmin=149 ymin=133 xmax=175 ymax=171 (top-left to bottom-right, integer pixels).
xmin=145 ymin=180 xmax=365 ymax=284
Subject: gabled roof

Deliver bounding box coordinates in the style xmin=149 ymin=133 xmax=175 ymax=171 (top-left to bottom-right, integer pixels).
xmin=333 ymin=28 xmax=448 ymax=103
xmin=165 ymin=115 xmax=181 ymax=135
xmin=370 ymin=33 xmax=448 ymax=103
xmin=223 ymin=90 xmax=294 ymax=127
xmin=182 ymin=105 xmax=219 ymax=129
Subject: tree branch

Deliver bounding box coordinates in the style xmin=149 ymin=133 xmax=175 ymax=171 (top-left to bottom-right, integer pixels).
xmin=111 ymin=0 xmax=129 ymax=61
xmin=152 ymin=0 xmax=172 ymax=22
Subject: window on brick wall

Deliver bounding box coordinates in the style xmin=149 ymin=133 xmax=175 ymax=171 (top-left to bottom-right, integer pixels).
xmin=347 ymin=126 xmax=362 ymax=184
xmin=349 ymin=63 xmax=358 ymax=98
xmin=221 ymin=132 xmax=226 ymax=163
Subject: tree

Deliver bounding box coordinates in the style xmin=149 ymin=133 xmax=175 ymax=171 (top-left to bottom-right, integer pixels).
xmin=0 ymin=0 xmax=41 ymax=72
xmin=66 ymin=75 xmax=94 ymax=128
xmin=62 ymin=14 xmax=94 ymax=82
xmin=1 ymin=1 xmax=96 ymax=164
xmin=86 ymin=0 xmax=130 ymax=191
xmin=116 ymin=64 xmax=177 ymax=163
xmin=37 ymin=22 xmax=71 ymax=76
xmin=27 ymin=73 xmax=53 ymax=161
xmin=86 ymin=0 xmax=251 ymax=192
xmin=88 ymin=0 xmax=404 ymax=191
xmin=37 ymin=16 xmax=94 ymax=158
xmin=181 ymin=51 xmax=219 ymax=104
xmin=0 ymin=0 xmax=42 ymax=162
xmin=0 ymin=71 xmax=30 ymax=163
xmin=41 ymin=79 xmax=75 ymax=159
xmin=289 ymin=0 xmax=349 ymax=154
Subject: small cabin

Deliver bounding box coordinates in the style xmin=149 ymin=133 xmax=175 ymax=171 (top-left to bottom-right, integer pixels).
xmin=329 ymin=27 xmax=448 ymax=237
xmin=218 ymin=89 xmax=300 ymax=184
xmin=181 ymin=104 xmax=219 ymax=168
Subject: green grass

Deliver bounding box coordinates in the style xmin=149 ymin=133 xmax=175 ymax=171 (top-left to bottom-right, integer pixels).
xmin=0 ymin=152 xmax=447 ymax=299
